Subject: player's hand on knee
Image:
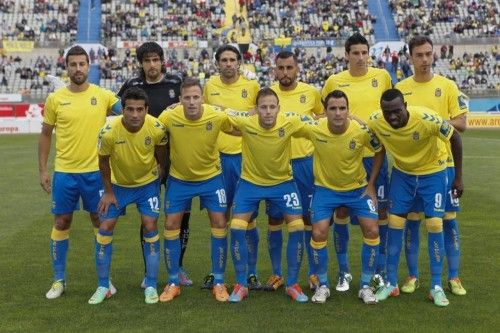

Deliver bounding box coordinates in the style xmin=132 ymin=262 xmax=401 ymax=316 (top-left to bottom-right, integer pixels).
xmin=98 ymin=192 xmax=118 ymax=215
xmin=39 ymin=171 xmax=52 ymax=194
xmin=362 ymin=184 xmax=378 ymax=209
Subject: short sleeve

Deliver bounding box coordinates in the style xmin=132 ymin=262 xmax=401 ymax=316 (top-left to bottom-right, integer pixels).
xmin=43 ymin=93 xmax=56 ymax=125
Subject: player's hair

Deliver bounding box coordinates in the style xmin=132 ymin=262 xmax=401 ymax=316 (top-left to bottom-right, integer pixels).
xmin=256 ymin=87 xmax=279 ymax=105
xmin=345 ymin=33 xmax=369 ymax=53
xmin=323 ymin=90 xmax=349 ymax=109
xmin=136 ymin=42 xmax=166 ymax=77
xmin=275 ymin=50 xmax=298 ymax=64
xmin=180 ymin=77 xmax=203 ymax=93
xmin=408 ymin=35 xmax=433 ymax=55
xmin=215 ymin=44 xmax=242 ymax=62
xmin=121 ymin=86 xmax=149 ymax=108
xmin=65 ymin=45 xmax=89 ymax=65
xmin=380 ymin=88 xmax=405 ymax=104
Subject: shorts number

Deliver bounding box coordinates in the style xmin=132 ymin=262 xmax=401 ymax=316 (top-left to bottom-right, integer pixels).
xmin=377 ymin=185 xmax=385 ymax=200
xmin=99 ymin=190 xmax=104 ymax=198
xmin=284 ymin=192 xmax=300 ymax=207
xmin=367 ymin=199 xmax=377 ymax=213
xmin=434 ymin=193 xmax=442 ymax=208
xmin=148 ymin=196 xmax=160 ymax=211
xmin=216 ymin=189 xmax=227 ymax=204
xmin=448 ymin=190 xmax=459 ymax=206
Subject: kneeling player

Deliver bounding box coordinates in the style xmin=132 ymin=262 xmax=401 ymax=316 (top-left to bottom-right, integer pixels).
xmin=307 ymin=90 xmax=384 ymax=304
xmin=227 ymin=88 xmax=312 ymax=303
xmin=89 ymin=87 xmax=167 ymax=304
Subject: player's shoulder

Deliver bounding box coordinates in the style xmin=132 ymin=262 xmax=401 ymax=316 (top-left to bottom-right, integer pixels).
xmin=162 ymin=73 xmax=183 ymax=85
xmin=395 ymin=76 xmax=413 ymax=89
xmin=99 ymin=116 xmax=121 ymax=136
xmin=297 ymin=81 xmax=319 ymax=93
xmin=205 ymin=75 xmax=221 ymax=87
xmin=368 ymin=67 xmax=391 ymax=78
xmin=368 ymin=109 xmax=383 ymax=122
xmin=409 ymin=105 xmax=441 ymax=122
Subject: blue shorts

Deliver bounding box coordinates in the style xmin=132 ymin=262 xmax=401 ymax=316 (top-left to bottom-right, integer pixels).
xmin=233 ymin=179 xmax=303 ymax=216
xmin=267 ymin=156 xmax=314 ymax=219
xmin=220 ymin=152 xmax=242 ymax=206
xmin=389 ymin=168 xmax=447 ymax=218
xmin=100 ymin=179 xmax=161 ymax=221
xmin=52 ymin=171 xmax=103 ymax=215
xmin=310 ymin=186 xmax=378 ymax=223
xmin=410 ymin=167 xmax=460 ymax=213
xmin=165 ymin=174 xmax=227 ymax=214
xmin=363 ymin=156 xmax=389 ymax=209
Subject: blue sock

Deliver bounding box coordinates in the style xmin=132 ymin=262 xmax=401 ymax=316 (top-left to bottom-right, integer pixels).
xmin=267 ymin=227 xmax=283 ymax=276
xmin=286 ymin=230 xmax=304 ymax=286
xmin=50 ymin=228 xmax=69 ymax=282
xmin=95 ymin=230 xmax=113 ymax=288
xmin=386 ymin=227 xmax=404 ymax=286
xmin=360 ymin=239 xmax=379 ymax=288
xmin=143 ymin=231 xmax=160 ymax=289
xmin=245 ymin=224 xmax=259 ymax=276
xmin=211 ymin=228 xmax=227 ymax=284
xmin=404 ymin=220 xmax=421 ymax=278
xmin=377 ymin=223 xmax=388 ymax=276
xmin=311 ymin=240 xmax=328 ymax=287
xmin=428 ymin=231 xmax=445 ymax=288
xmin=231 ymin=226 xmax=248 ymax=286
xmin=333 ymin=222 xmax=350 ymax=273
xmin=350 ymin=214 xmax=359 ymax=225
xmin=443 ymin=218 xmax=460 ymax=279
xmin=164 ymin=230 xmax=181 ymax=285
xmin=304 ymin=228 xmax=315 ymax=275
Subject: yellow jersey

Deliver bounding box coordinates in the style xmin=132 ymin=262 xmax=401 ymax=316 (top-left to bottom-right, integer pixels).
xmin=305 ymin=118 xmax=382 ymax=191
xmin=368 ymin=106 xmax=454 ymax=175
xmin=204 ymin=75 xmax=260 ymax=155
xmin=226 ymin=110 xmax=313 ymax=186
xmin=395 ymin=74 xmax=468 ymax=167
xmin=98 ymin=115 xmax=168 ymax=187
xmin=158 ymin=104 xmax=232 ymax=181
xmin=43 ymin=84 xmax=118 ymax=172
xmin=271 ymin=82 xmax=323 ymax=159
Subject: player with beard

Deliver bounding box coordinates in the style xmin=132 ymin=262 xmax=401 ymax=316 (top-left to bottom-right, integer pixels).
xmin=117 ymin=42 xmax=193 ymax=287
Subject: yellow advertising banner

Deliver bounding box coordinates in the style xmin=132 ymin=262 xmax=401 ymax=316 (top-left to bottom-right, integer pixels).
xmin=2 ymin=40 xmax=35 ymax=52
xmin=467 ymin=113 xmax=500 ymax=128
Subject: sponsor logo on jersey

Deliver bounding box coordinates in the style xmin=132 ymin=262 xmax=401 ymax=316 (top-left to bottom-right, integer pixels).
xmin=349 ymin=139 xmax=356 ymax=150
xmin=278 ymin=127 xmax=285 ymax=137
xmin=379 ymin=132 xmax=391 ymax=137
xmin=316 ymin=138 xmax=328 ymax=143
xmin=439 ymin=121 xmax=452 ymax=136
xmin=338 ymin=84 xmax=350 ymax=88
xmin=169 ymin=89 xmax=176 ymax=99
xmin=60 ymin=102 xmax=71 ymax=106
xmin=300 ymin=94 xmax=306 ymax=103
xmin=372 ymin=79 xmax=378 ymax=87
xmin=435 ymin=88 xmax=441 ymax=97
xmin=145 ymin=136 xmax=152 ymax=146
xmin=241 ymin=89 xmax=248 ymax=98
xmin=210 ymin=92 xmax=221 ymax=96
xmin=91 ymin=97 xmax=97 ymax=105
xmin=412 ymin=131 xmax=420 ymax=140
xmin=114 ymin=140 xmax=126 ymax=144
xmin=206 ymin=121 xmax=213 ymax=130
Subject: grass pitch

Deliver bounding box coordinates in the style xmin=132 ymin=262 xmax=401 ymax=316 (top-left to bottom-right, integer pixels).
xmin=1 ymin=129 xmax=499 ymax=332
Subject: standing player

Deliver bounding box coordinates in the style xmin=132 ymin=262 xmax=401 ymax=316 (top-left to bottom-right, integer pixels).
xmin=266 ymin=51 xmax=324 ymax=292
xmin=395 ymin=36 xmax=468 ymax=296
xmin=321 ymin=33 xmax=393 ymax=291
xmin=226 ymin=88 xmax=311 ymax=303
xmin=39 ymin=46 xmax=120 ymax=299
xmin=157 ymin=78 xmax=236 ymax=302
xmin=203 ymin=45 xmax=261 ymax=289
xmin=370 ymin=89 xmax=463 ymax=307
xmin=308 ymin=90 xmax=384 ymax=304
xmin=89 ymin=87 xmax=167 ymax=305
xmin=117 ymin=42 xmax=194 ymax=287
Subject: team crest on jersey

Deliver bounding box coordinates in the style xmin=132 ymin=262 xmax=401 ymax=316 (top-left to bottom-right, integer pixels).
xmin=349 ymin=139 xmax=356 ymax=150
xmin=241 ymin=89 xmax=248 ymax=98
xmin=372 ymin=79 xmax=378 ymax=87
xmin=412 ymin=131 xmax=420 ymax=141
xmin=206 ymin=121 xmax=213 ymax=131
xmin=278 ymin=127 xmax=285 ymax=137
xmin=91 ymin=97 xmax=97 ymax=105
xmin=145 ymin=136 xmax=152 ymax=146
xmin=435 ymin=88 xmax=441 ymax=97
xmin=300 ymin=94 xmax=306 ymax=104
xmin=169 ymin=89 xmax=176 ymax=99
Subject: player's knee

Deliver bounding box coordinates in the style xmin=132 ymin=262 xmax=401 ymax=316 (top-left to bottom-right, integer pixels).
xmin=333 ymin=214 xmax=349 ymax=225
xmin=378 ymin=207 xmax=388 ymax=220
xmin=444 ymin=212 xmax=457 ymax=220
xmin=388 ymin=214 xmax=406 ymax=229
xmin=54 ymin=214 xmax=72 ymax=230
xmin=311 ymin=225 xmax=328 ymax=241
xmin=425 ymin=217 xmax=443 ymax=233
xmin=363 ymin=225 xmax=379 ymax=240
